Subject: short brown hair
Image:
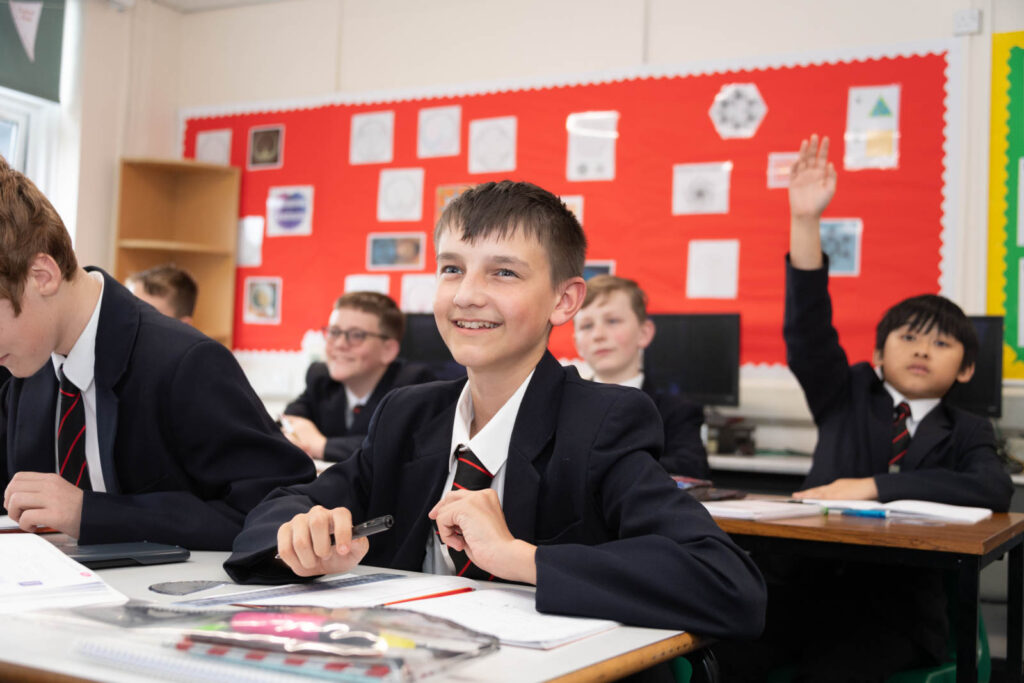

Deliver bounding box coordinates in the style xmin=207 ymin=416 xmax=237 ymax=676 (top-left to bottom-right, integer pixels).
xmin=334 ymin=291 xmax=405 ymax=340
xmin=0 ymin=155 xmax=77 ymax=314
xmin=434 ymin=180 xmax=587 ymax=285
xmin=581 ymin=275 xmax=648 ymax=322
xmin=128 ymin=264 xmax=198 ymax=318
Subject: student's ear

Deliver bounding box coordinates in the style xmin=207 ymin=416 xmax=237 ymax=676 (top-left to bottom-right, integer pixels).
xmin=638 ymin=318 xmax=656 ymax=349
xmin=28 ymin=253 xmax=62 ymax=298
xmin=872 ymin=348 xmax=884 ymax=367
xmin=179 ymin=315 xmax=194 ymax=326
xmin=380 ymin=337 xmax=401 ymax=364
xmin=956 ymin=363 xmax=975 ymax=384
xmin=549 ymin=276 xmax=587 ymax=327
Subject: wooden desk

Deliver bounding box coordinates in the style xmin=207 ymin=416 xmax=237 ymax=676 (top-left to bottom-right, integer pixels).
xmin=0 ymin=551 xmax=696 ymax=682
xmin=715 ymin=512 xmax=1024 ymax=683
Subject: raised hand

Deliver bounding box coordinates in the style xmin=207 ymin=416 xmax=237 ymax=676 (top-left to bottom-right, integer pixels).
xmin=789 ymin=135 xmax=837 ymax=220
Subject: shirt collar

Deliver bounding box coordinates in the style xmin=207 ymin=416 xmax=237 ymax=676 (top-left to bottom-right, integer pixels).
xmin=879 ymin=374 xmax=941 ymax=424
xmin=345 ymin=384 xmax=369 ymax=409
xmin=51 ymin=271 xmax=104 ymax=391
xmin=620 ymin=372 xmax=645 ymax=390
xmin=450 ymin=369 xmax=535 ymax=476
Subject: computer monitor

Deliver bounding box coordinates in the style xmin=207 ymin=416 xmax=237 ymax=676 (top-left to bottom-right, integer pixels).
xmin=399 ymin=313 xmax=467 ymax=381
xmin=643 ymin=313 xmax=741 ymax=406
xmin=944 ymin=316 xmax=1003 ymax=418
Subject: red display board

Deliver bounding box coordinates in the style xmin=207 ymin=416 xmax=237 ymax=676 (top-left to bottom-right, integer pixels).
xmin=183 ymin=51 xmax=947 ymax=365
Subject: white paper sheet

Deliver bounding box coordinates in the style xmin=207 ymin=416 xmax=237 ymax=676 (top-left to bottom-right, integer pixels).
xmin=236 ymin=216 xmax=264 ymax=267
xmin=401 ymin=274 xmax=438 ymax=313
xmin=766 ymin=151 xmax=800 ymax=189
xmin=350 ymin=111 xmax=395 ymax=165
xmin=345 ymin=274 xmax=391 ymax=295
xmin=266 ymin=186 xmax=313 ymax=237
xmin=195 ymin=129 xmax=232 ymax=165
xmin=686 ymin=239 xmax=740 ymax=299
xmin=566 ymin=111 xmax=618 ymax=181
xmin=469 ymin=116 xmax=517 ymax=174
xmin=418 ymin=105 xmax=461 ymax=158
xmin=242 ymin=277 xmax=282 ymax=325
xmin=844 ymin=85 xmax=900 ymax=170
xmin=377 ymin=168 xmax=425 ymax=222
xmin=672 ymin=162 xmax=732 ymax=215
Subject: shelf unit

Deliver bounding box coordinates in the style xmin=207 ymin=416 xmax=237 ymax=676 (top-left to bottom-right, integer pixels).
xmin=114 ymin=158 xmax=240 ymax=346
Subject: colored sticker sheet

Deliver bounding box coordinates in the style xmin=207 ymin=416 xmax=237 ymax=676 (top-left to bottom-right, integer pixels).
xmin=184 ymin=52 xmax=948 ymax=364
xmin=988 ymin=32 xmax=1024 ymax=379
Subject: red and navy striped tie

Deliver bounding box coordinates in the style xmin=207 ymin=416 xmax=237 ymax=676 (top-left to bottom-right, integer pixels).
xmin=446 ymin=445 xmax=494 ymax=580
xmin=57 ymin=368 xmax=91 ymax=490
xmin=889 ymin=401 xmax=911 ymax=473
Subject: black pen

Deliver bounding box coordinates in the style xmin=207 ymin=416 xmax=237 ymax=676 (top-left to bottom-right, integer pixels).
xmin=351 ymin=514 xmax=394 ymax=539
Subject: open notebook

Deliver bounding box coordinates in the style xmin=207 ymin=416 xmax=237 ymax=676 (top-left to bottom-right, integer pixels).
xmin=797 ymin=499 xmax=994 ymax=523
xmin=702 ymin=500 xmax=824 ymax=521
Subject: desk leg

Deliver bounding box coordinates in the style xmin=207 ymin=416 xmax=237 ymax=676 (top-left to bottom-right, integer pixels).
xmin=957 ymin=558 xmax=980 ymax=683
xmin=1009 ymin=543 xmax=1023 ymax=683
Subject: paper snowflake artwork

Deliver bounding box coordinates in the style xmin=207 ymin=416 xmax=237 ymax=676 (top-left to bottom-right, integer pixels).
xmin=709 ymin=83 xmax=767 ymax=139
xmin=672 ymin=162 xmax=732 ymax=215
xmin=819 ymin=218 xmax=863 ymax=276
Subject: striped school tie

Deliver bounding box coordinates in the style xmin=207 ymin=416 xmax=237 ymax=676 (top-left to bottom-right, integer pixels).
xmin=446 ymin=445 xmax=494 ymax=580
xmin=889 ymin=401 xmax=911 ymax=473
xmin=57 ymin=368 xmax=91 ymax=490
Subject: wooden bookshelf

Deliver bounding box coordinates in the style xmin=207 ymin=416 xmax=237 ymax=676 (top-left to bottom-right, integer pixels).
xmin=114 ymin=158 xmax=240 ymax=346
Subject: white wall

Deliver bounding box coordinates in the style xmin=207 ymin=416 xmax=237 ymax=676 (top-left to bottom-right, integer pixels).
xmin=64 ymin=0 xmax=1024 ymax=440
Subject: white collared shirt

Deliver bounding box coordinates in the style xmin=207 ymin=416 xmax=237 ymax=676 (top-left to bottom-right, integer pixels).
xmin=619 ymin=372 xmax=644 ymax=390
xmin=880 ymin=377 xmax=941 ymax=438
xmin=50 ymin=271 xmax=106 ymax=492
xmin=422 ymin=369 xmax=535 ymax=574
xmin=344 ymin=385 xmax=369 ymax=429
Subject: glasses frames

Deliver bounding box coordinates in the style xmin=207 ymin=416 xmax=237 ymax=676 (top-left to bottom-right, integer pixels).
xmin=321 ymin=326 xmax=390 ymax=345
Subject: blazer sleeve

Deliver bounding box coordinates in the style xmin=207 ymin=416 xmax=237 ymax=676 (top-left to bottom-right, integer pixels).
xmin=874 ymin=417 xmax=1014 ymax=511
xmin=78 ymin=340 xmax=317 ymax=549
xmin=656 ymin=396 xmax=710 ymax=479
xmin=784 ymin=256 xmax=854 ymax=423
xmin=323 ymin=434 xmax=365 ymax=462
xmin=534 ymin=390 xmax=766 ymax=639
xmin=283 ymin=363 xmax=324 ymax=420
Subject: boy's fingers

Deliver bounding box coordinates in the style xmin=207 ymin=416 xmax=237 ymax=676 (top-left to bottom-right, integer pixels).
xmin=819 ymin=136 xmax=830 ymax=162
xmin=308 ymin=507 xmax=334 ymax=559
xmin=332 ymin=507 xmax=354 ymax=554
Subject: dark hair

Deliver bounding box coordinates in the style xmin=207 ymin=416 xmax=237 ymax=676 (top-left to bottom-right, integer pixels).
xmin=581 ymin=274 xmax=647 ymax=322
xmin=434 ymin=180 xmax=587 ymax=285
xmin=333 ymin=291 xmax=405 ymax=340
xmin=875 ymin=294 xmax=977 ymax=371
xmin=128 ymin=264 xmax=198 ymax=318
xmin=0 ymin=155 xmax=77 ymax=315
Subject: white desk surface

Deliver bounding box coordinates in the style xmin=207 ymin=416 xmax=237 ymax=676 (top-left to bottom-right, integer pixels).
xmin=0 ymin=550 xmax=690 ymax=682
xmin=710 ymin=453 xmax=1024 ymax=487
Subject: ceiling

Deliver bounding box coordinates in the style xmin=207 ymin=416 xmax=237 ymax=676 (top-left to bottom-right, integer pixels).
xmin=150 ymin=0 xmax=288 ymax=14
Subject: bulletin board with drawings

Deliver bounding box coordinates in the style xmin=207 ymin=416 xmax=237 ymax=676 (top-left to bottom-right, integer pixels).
xmin=182 ymin=47 xmax=950 ymax=365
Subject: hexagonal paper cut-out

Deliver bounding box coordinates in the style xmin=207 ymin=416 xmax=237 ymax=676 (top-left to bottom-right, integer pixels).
xmin=709 ymin=83 xmax=767 ymax=139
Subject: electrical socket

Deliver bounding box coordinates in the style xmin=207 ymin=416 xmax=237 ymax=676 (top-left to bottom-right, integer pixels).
xmin=953 ymin=8 xmax=982 ymax=36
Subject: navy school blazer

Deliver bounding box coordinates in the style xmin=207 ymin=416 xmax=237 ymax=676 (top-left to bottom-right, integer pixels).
xmin=640 ymin=378 xmax=710 ymax=479
xmin=784 ymin=258 xmax=1012 ymax=510
xmin=226 ymin=351 xmax=766 ymax=640
xmin=0 ymin=268 xmax=316 ymax=549
xmin=283 ymin=359 xmax=434 ymax=462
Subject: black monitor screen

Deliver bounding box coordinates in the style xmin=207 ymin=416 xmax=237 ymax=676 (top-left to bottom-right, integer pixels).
xmin=399 ymin=313 xmax=467 ymax=381
xmin=643 ymin=314 xmax=740 ymax=406
xmin=944 ymin=316 xmax=1003 ymax=418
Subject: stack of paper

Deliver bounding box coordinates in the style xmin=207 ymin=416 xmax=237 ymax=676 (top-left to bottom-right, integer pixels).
xmin=0 ymin=534 xmax=127 ymax=612
xmin=703 ymin=500 xmax=824 ymax=521
xmin=799 ymin=499 xmax=993 ymax=523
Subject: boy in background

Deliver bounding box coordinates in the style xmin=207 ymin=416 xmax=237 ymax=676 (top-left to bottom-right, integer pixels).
xmin=720 ymin=136 xmax=1012 ymax=681
xmin=281 ymin=292 xmax=434 ymax=462
xmin=126 ymin=264 xmax=198 ymax=325
xmin=226 ymin=181 xmax=766 ymax=669
xmin=573 ymin=275 xmax=708 ymax=478
xmin=0 ymin=156 xmax=315 ymax=549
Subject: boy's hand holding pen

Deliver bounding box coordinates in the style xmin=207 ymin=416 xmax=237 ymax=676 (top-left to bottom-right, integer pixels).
xmin=276 ymin=509 xmax=392 ymax=577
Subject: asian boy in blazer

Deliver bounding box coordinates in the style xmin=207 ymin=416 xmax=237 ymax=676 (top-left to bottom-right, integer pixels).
xmin=226 ymin=181 xmax=766 ymax=678
xmin=0 ymin=156 xmax=315 ymax=549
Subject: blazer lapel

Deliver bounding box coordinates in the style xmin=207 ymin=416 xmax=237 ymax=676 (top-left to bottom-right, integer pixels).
xmin=901 ymin=404 xmax=952 ymax=472
xmin=12 ymin=368 xmax=59 ymax=474
xmin=391 ymin=401 xmax=458 ymax=566
xmin=502 ymin=352 xmax=563 ymax=544
xmin=89 ymin=268 xmax=138 ymax=494
xmin=868 ymin=379 xmax=896 ymax=473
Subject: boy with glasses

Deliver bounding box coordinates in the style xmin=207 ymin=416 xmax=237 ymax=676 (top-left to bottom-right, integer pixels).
xmin=281 ymin=292 xmax=434 ymax=462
